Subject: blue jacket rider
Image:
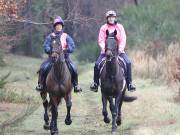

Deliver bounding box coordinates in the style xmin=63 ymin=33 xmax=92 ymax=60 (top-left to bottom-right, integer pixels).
xmin=36 ymin=16 xmax=82 ymax=93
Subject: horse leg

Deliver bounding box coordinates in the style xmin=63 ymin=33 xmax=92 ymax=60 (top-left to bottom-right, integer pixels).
xmin=102 ymin=94 xmax=110 ymax=123
xmin=108 ymin=97 xmax=117 ymax=133
xmin=40 ymin=92 xmax=50 ymax=130
xmin=50 ymin=96 xmax=60 ymax=135
xmin=64 ymin=93 xmax=72 ymax=125
xmin=117 ymin=89 xmax=126 ymax=126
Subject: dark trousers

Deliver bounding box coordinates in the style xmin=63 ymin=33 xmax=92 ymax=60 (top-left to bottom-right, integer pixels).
xmin=119 ymin=53 xmax=132 ymax=84
xmin=64 ymin=54 xmax=79 ymax=87
xmin=93 ymin=54 xmax=106 ymax=85
xmin=39 ymin=57 xmax=52 ymax=79
xmin=93 ymin=53 xmax=133 ymax=85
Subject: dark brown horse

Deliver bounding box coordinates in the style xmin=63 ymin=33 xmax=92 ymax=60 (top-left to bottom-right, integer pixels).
xmin=40 ymin=35 xmax=73 ymax=135
xmin=100 ymin=30 xmax=126 ymax=133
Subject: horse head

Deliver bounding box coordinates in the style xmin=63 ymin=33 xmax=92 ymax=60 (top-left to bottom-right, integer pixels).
xmin=105 ymin=30 xmax=118 ymax=61
xmin=51 ymin=35 xmax=65 ymax=63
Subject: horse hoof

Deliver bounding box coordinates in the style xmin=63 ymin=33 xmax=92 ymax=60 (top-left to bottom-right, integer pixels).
xmin=51 ymin=130 xmax=59 ymax=135
xmin=65 ymin=118 xmax=72 ymax=125
xmin=104 ymin=117 xmax=111 ymax=124
xmin=51 ymin=132 xmax=59 ymax=135
xmin=112 ymin=131 xmax=116 ymax=134
xmin=112 ymin=126 xmax=117 ymax=133
xmin=43 ymin=124 xmax=50 ymax=130
xmin=116 ymin=119 xmax=121 ymax=126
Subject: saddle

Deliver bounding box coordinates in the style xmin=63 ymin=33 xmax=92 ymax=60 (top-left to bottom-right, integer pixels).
xmin=38 ymin=58 xmax=72 ymax=85
xmin=98 ymin=56 xmax=127 ymax=78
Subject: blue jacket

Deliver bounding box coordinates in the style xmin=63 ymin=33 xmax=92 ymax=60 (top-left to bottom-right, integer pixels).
xmin=43 ymin=32 xmax=75 ymax=55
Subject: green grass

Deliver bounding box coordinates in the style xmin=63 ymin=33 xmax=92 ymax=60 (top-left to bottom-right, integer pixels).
xmin=5 ymin=71 xmax=180 ymax=135
xmin=0 ymin=54 xmax=43 ymax=103
xmin=1 ymin=54 xmax=180 ymax=135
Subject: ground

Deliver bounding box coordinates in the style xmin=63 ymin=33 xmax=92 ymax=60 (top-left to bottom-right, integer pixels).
xmin=0 ymin=54 xmax=180 ymax=135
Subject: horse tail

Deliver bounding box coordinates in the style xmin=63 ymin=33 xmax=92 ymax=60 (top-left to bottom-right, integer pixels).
xmin=123 ymin=94 xmax=137 ymax=102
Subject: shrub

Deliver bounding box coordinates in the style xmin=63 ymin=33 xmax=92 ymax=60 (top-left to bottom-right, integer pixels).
xmin=119 ymin=0 xmax=180 ymax=48
xmin=76 ymin=42 xmax=99 ymax=62
xmin=130 ymin=42 xmax=180 ymax=84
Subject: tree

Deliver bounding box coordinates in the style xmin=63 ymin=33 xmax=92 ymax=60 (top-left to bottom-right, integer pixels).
xmin=1 ymin=0 xmax=137 ymax=59
xmin=25 ymin=0 xmax=33 ymax=56
xmin=0 ymin=0 xmax=20 ymax=65
xmin=134 ymin=0 xmax=138 ymax=6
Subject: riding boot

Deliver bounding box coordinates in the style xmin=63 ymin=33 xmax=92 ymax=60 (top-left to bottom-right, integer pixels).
xmin=126 ymin=62 xmax=136 ymax=92
xmin=65 ymin=57 xmax=82 ymax=93
xmin=36 ymin=58 xmax=52 ymax=92
xmin=90 ymin=65 xmax=99 ymax=92
xmin=72 ymin=72 xmax=82 ymax=93
xmin=36 ymin=70 xmax=45 ymax=92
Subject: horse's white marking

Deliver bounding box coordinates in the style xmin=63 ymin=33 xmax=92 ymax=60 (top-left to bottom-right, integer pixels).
xmin=53 ymin=40 xmax=56 ymax=44
xmin=121 ymin=78 xmax=126 ymax=91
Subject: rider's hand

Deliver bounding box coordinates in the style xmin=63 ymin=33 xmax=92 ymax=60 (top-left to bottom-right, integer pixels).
xmin=50 ymin=33 xmax=56 ymax=39
xmin=102 ymin=48 xmax=105 ymax=54
xmin=118 ymin=48 xmax=124 ymax=54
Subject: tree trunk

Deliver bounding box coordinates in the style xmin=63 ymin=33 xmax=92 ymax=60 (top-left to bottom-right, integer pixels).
xmin=134 ymin=0 xmax=138 ymax=6
xmin=26 ymin=0 xmax=33 ymax=56
xmin=63 ymin=0 xmax=74 ymax=37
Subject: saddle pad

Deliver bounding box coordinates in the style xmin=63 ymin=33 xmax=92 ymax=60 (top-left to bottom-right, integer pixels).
xmin=98 ymin=56 xmax=127 ymax=79
xmin=118 ymin=56 xmax=127 ymax=72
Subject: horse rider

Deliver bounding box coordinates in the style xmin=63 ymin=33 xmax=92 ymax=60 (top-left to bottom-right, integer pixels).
xmin=90 ymin=10 xmax=136 ymax=92
xmin=36 ymin=16 xmax=82 ymax=93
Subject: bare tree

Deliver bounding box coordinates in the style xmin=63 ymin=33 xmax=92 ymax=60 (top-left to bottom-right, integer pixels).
xmin=0 ymin=0 xmax=20 ymax=51
xmin=0 ymin=0 xmax=137 ymax=58
xmin=134 ymin=0 xmax=139 ymax=6
xmin=26 ymin=0 xmax=33 ymax=56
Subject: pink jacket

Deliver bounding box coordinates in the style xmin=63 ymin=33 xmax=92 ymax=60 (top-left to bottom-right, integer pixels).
xmin=98 ymin=23 xmax=126 ymax=54
xmin=51 ymin=32 xmax=68 ymax=50
xmin=60 ymin=33 xmax=68 ymax=50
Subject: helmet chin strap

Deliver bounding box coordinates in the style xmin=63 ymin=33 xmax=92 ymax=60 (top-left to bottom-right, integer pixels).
xmin=54 ymin=30 xmax=63 ymax=35
xmin=107 ymin=20 xmax=117 ymax=25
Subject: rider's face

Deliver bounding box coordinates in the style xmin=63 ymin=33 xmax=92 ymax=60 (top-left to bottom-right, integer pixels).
xmin=107 ymin=16 xmax=116 ymax=24
xmin=55 ymin=24 xmax=63 ymax=32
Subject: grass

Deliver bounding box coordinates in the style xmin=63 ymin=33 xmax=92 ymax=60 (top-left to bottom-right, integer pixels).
xmin=0 ymin=54 xmax=43 ymax=103
xmin=0 ymin=54 xmax=180 ymax=135
xmin=0 ymin=72 xmax=10 ymax=89
xmin=4 ymin=74 xmax=180 ymax=135
xmin=129 ymin=42 xmax=180 ymax=85
xmin=121 ymin=79 xmax=180 ymax=135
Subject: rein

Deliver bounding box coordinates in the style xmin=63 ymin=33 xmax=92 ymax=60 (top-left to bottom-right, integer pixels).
xmin=106 ymin=55 xmax=116 ymax=62
xmin=51 ymin=52 xmax=67 ymax=86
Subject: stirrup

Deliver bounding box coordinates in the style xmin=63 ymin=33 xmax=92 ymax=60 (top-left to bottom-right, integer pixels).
xmin=90 ymin=82 xmax=98 ymax=92
xmin=35 ymin=84 xmax=43 ymax=92
xmin=74 ymin=85 xmax=82 ymax=93
xmin=128 ymin=83 xmax=136 ymax=92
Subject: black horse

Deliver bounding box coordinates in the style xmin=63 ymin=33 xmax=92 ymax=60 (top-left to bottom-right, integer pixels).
xmin=100 ymin=30 xmax=127 ymax=133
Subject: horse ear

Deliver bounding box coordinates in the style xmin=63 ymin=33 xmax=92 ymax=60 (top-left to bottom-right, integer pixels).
xmin=106 ymin=30 xmax=109 ymax=36
xmin=114 ymin=29 xmax=117 ymax=36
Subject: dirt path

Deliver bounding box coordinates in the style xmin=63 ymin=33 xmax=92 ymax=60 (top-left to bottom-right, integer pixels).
xmin=1 ymin=86 xmax=116 ymax=135
xmin=2 ymin=78 xmax=180 ymax=135
xmin=3 ymin=81 xmax=180 ymax=135
xmin=1 ymin=55 xmax=180 ymax=135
